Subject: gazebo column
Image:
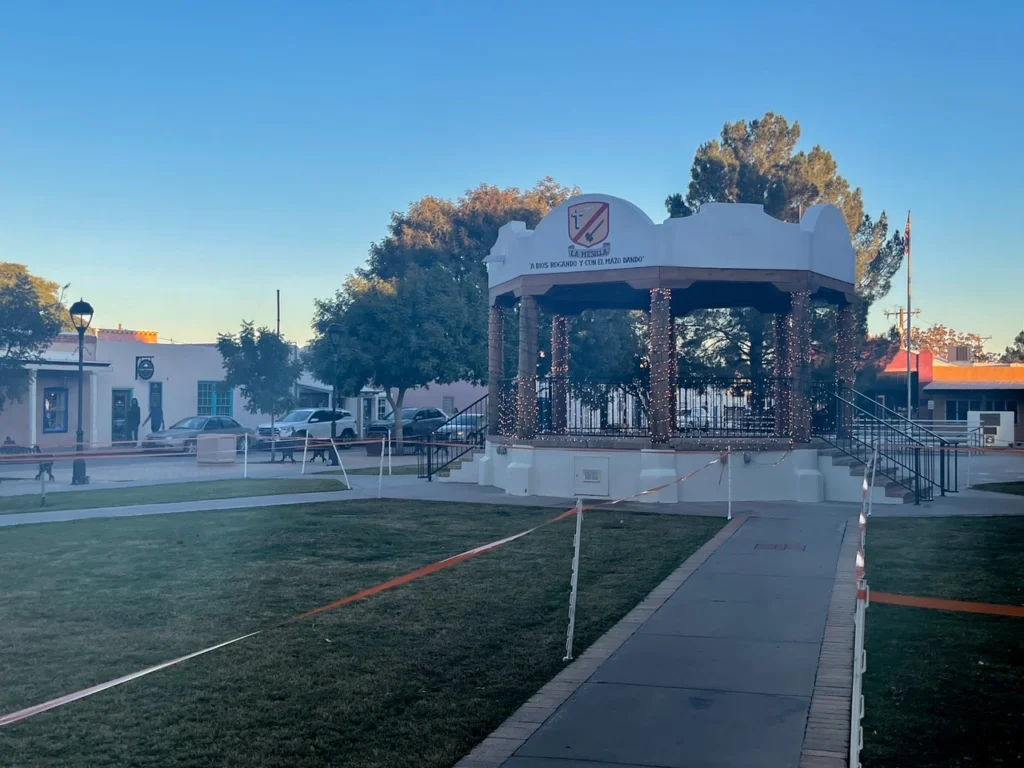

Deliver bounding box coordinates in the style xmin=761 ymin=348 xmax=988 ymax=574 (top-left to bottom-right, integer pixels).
xmin=649 ymin=289 xmax=673 ymax=444
xmin=487 ymin=305 xmax=504 ymax=436
xmin=789 ymin=291 xmax=811 ymax=442
xmin=835 ymin=300 xmax=857 ymax=438
xmin=668 ymin=316 xmax=678 ymax=432
xmin=515 ymin=296 xmax=539 ymax=440
xmin=550 ymin=314 xmax=569 ymax=434
xmin=774 ymin=310 xmax=791 ymax=437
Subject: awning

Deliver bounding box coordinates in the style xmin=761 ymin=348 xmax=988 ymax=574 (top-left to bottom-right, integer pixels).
xmin=924 ymin=381 xmax=1023 ymax=391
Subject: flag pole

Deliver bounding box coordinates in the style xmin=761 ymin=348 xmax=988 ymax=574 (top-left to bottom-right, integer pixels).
xmin=905 ymin=211 xmax=913 ymax=419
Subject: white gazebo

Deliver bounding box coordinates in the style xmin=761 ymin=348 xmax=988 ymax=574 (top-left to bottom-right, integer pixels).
xmin=460 ymin=194 xmax=865 ymax=504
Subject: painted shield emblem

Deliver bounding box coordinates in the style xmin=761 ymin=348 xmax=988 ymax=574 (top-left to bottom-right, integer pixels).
xmin=567 ymin=202 xmax=610 ymax=246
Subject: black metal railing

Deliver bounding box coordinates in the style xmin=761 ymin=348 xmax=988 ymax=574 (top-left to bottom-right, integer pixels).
xmin=812 ymin=385 xmax=951 ymax=503
xmin=496 ymin=376 xmax=790 ymax=439
xmin=810 ymin=382 xmax=957 ymax=499
xmin=418 ymin=395 xmax=488 ymax=480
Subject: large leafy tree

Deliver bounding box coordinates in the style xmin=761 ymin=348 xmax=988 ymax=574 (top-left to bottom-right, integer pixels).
xmin=0 ymin=264 xmax=66 ymax=415
xmin=310 ymin=267 xmax=469 ymax=448
xmin=1001 ymin=331 xmax=1024 ymax=363
xmin=362 ymin=178 xmax=578 ymax=382
xmin=665 ymin=113 xmax=904 ymax=382
xmin=216 ymin=322 xmax=303 ymax=458
xmin=911 ymin=324 xmax=995 ymax=362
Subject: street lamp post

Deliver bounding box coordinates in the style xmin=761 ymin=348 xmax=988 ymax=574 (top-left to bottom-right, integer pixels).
xmin=69 ymin=299 xmax=94 ymax=485
xmin=328 ymin=323 xmax=343 ymax=466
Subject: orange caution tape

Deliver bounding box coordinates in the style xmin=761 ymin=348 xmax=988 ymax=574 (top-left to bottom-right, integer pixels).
xmin=0 ymin=450 xmax=735 ymax=727
xmin=871 ymin=591 xmax=1024 ymax=617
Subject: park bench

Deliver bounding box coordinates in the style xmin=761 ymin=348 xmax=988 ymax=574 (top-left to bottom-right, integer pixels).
xmin=0 ymin=445 xmax=56 ymax=483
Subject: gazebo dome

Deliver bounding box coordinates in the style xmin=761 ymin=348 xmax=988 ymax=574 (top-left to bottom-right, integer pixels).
xmin=486 ymin=194 xmax=856 ymax=314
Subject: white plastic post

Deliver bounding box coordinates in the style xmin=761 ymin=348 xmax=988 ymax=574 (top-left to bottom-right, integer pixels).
xmin=388 ymin=431 xmax=392 ymax=476
xmin=726 ymin=446 xmax=733 ymax=521
xmin=331 ymin=440 xmax=350 ymax=489
xmin=377 ymin=435 xmax=386 ymax=499
xmin=967 ymin=444 xmax=972 ymax=488
xmin=866 ymin=443 xmax=879 ymax=519
xmin=243 ymin=435 xmax=248 ymax=479
xmin=563 ymin=498 xmax=584 ymax=661
xmin=301 ymin=433 xmax=309 ymax=475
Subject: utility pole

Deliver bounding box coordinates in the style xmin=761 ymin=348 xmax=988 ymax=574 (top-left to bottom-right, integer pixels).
xmin=905 ymin=212 xmax=912 ymax=417
xmin=883 ymin=307 xmax=920 ymax=350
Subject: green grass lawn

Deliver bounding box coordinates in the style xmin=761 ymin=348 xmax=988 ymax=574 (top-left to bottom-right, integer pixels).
xmin=972 ymin=481 xmax=1024 ymax=496
xmin=862 ymin=516 xmax=1024 ymax=767
xmin=0 ymin=500 xmax=722 ymax=768
xmin=0 ymin=477 xmax=347 ymax=515
xmin=340 ymin=464 xmax=420 ymax=476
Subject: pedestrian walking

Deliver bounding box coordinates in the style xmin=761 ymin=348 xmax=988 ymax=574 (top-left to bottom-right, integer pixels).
xmin=127 ymin=398 xmax=142 ymax=444
xmin=141 ymin=402 xmax=164 ymax=434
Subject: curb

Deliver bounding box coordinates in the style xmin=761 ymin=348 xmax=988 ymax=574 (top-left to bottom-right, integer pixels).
xmin=454 ymin=514 xmax=748 ymax=768
xmin=798 ymin=518 xmax=858 ymax=768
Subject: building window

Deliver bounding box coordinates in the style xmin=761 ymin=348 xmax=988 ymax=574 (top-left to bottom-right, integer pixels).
xmin=442 ymin=396 xmax=455 ymax=415
xmin=945 ymin=398 xmax=1019 ymax=424
xmin=377 ymin=398 xmax=388 ymax=421
xmin=43 ymin=388 xmax=68 ymax=433
xmin=197 ymin=381 xmax=233 ymax=416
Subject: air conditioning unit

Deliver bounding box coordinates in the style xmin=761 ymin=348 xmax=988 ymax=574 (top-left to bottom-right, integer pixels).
xmin=948 ymin=345 xmax=973 ymax=363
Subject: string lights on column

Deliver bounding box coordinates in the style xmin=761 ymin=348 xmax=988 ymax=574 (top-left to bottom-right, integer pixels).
xmin=551 ymin=315 xmax=570 ymax=434
xmin=515 ymin=297 xmax=539 ymax=440
xmin=789 ymin=290 xmax=812 ymax=442
xmin=649 ymin=288 xmax=673 ymax=444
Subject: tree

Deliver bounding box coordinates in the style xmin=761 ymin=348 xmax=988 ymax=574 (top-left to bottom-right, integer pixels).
xmin=1001 ymin=331 xmax=1024 ymax=363
xmin=665 ymin=113 xmax=904 ymax=382
xmin=361 ymin=178 xmax=579 ymax=382
xmin=216 ymin=322 xmax=303 ymax=459
xmin=911 ymin=324 xmax=994 ymax=362
xmin=0 ymin=265 xmax=65 ymax=415
xmin=0 ymin=262 xmax=72 ymax=331
xmin=310 ymin=266 xmax=469 ymax=448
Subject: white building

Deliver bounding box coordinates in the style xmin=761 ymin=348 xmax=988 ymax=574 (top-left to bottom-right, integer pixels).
xmin=1 ymin=326 xmax=483 ymax=449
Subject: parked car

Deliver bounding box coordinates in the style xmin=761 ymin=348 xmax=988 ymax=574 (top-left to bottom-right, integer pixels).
xmin=366 ymin=407 xmax=448 ymax=441
xmin=143 ymin=416 xmax=253 ymax=453
xmin=436 ymin=413 xmax=485 ymax=443
xmin=255 ymin=408 xmax=358 ymax=449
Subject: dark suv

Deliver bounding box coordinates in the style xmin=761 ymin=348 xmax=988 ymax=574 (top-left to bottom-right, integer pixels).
xmin=366 ymin=407 xmax=448 ymax=439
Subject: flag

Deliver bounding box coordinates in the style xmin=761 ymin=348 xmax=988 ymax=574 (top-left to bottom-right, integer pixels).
xmin=904 ymin=211 xmax=912 ymax=255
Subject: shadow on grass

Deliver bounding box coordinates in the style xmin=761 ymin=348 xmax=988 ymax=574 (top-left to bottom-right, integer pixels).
xmin=862 ymin=516 xmax=1024 ymax=767
xmin=0 ymin=500 xmax=723 ymax=768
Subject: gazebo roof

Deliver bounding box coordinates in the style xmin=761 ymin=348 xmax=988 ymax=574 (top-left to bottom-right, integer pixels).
xmin=486 ymin=194 xmax=857 ymax=314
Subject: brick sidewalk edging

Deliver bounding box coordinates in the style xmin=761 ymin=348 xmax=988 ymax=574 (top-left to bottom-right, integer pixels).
xmin=798 ymin=519 xmax=858 ymax=768
xmin=453 ymin=514 xmax=748 ymax=768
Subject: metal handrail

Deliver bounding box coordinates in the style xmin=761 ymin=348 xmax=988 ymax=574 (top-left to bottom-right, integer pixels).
xmin=842 ymin=387 xmax=948 ymax=445
xmin=420 ymin=394 xmax=488 ymax=480
xmin=816 ymin=390 xmax=942 ymax=502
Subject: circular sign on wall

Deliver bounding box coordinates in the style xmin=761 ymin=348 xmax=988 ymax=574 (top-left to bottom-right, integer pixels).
xmin=136 ymin=357 xmax=155 ymax=380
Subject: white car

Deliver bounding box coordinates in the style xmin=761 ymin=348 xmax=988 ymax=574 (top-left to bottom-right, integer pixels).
xmin=256 ymin=408 xmax=358 ymax=448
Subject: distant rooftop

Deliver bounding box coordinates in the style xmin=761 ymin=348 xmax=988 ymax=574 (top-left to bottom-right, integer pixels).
xmin=95 ymin=324 xmax=159 ymax=344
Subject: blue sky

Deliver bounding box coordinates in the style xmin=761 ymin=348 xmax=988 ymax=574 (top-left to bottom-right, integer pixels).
xmin=2 ymin=1 xmax=1021 ymax=351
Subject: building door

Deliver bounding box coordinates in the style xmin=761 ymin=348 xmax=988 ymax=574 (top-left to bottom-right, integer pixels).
xmin=148 ymin=382 xmax=163 ymax=430
xmin=111 ymin=389 xmax=132 ymax=443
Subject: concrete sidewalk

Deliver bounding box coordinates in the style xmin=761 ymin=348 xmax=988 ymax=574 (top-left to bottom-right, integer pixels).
xmin=4 ymin=469 xmax=1024 ymax=527
xmin=459 ymin=511 xmax=857 ymax=768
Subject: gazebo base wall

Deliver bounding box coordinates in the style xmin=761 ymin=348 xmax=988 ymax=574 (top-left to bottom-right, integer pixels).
xmin=463 ymin=438 xmax=905 ymax=505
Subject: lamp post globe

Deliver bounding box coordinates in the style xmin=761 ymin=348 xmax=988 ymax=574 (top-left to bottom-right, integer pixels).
xmin=327 ymin=323 xmax=343 ymax=465
xmin=69 ymin=299 xmax=94 ymax=485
